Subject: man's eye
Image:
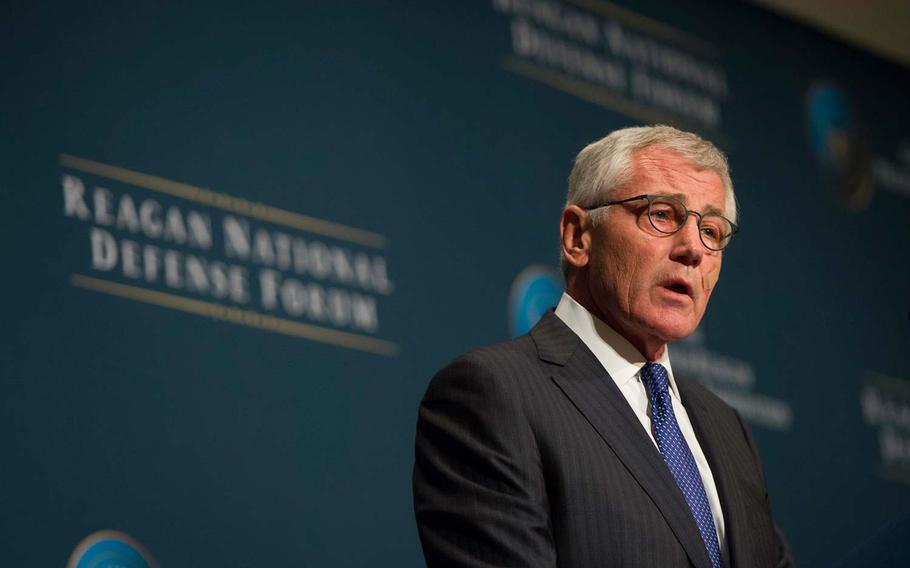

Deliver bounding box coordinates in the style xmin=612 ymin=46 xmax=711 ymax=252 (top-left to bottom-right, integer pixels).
xmin=701 ymin=225 xmax=723 ymax=242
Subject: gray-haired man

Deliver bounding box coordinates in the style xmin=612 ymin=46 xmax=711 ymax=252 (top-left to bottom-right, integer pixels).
xmin=414 ymin=125 xmax=794 ymax=567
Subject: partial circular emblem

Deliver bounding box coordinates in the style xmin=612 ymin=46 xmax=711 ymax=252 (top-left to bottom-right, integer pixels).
xmin=805 ymin=81 xmax=873 ymax=210
xmin=508 ymin=265 xmax=563 ymax=336
xmin=67 ymin=530 xmax=158 ymax=568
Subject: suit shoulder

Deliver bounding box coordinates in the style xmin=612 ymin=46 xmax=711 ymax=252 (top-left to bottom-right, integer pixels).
xmin=445 ymin=332 xmax=539 ymax=371
xmin=424 ymin=334 xmax=542 ymax=397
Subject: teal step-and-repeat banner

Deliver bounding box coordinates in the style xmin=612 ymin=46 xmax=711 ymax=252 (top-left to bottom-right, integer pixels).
xmin=2 ymin=2 xmax=908 ymax=566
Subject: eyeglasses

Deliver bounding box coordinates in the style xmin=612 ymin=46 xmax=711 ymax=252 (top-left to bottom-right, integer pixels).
xmin=585 ymin=194 xmax=738 ymax=251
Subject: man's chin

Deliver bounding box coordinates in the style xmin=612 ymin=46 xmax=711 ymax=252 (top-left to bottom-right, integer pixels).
xmin=646 ymin=319 xmax=699 ymax=344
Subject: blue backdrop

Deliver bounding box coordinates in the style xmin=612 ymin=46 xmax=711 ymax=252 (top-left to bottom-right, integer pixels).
xmin=2 ymin=1 xmax=909 ymax=566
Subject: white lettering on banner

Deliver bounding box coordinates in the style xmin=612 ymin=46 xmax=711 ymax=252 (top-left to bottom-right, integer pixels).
xmin=63 ymin=174 xmax=92 ymax=220
xmin=140 ymin=199 xmax=163 ymax=237
xmin=873 ymin=144 xmax=910 ymax=197
xmin=115 ymin=194 xmax=141 ymax=232
xmin=673 ymin=331 xmax=794 ymax=431
xmin=602 ymin=22 xmax=727 ymax=96
xmin=511 ymin=19 xmax=626 ymax=90
xmin=862 ymin=373 xmax=910 ymax=484
xmin=60 ymin=166 xmax=396 ymax=352
xmin=63 ymin=174 xmax=213 ymax=249
xmin=223 ymin=215 xmax=393 ymax=294
xmin=88 ymin=227 xmax=250 ymax=303
xmin=93 ymin=187 xmax=115 ymax=226
xmin=90 ymin=227 xmax=118 ymax=271
xmin=493 ymin=0 xmax=729 ymax=130
xmin=494 ymin=0 xmax=601 ymax=45
xmin=259 ymin=269 xmax=378 ymax=332
xmin=880 ymin=427 xmax=910 ymax=467
xmin=630 ymin=67 xmax=719 ymax=127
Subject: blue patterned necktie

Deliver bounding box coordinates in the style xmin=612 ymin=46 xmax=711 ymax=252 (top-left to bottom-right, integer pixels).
xmin=640 ymin=362 xmax=724 ymax=568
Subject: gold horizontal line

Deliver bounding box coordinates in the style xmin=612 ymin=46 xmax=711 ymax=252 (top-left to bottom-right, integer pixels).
xmin=501 ymin=57 xmax=728 ymax=147
xmin=59 ymin=154 xmax=388 ymax=249
xmin=70 ymin=274 xmax=398 ymax=357
xmin=565 ymin=0 xmax=718 ymax=58
xmin=502 ymin=56 xmax=677 ymax=124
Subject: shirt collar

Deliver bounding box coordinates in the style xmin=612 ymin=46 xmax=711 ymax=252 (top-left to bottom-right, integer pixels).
xmin=554 ymin=292 xmax=680 ymax=399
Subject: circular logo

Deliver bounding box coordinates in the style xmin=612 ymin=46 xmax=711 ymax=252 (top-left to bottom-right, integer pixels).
xmin=67 ymin=530 xmax=158 ymax=568
xmin=805 ymin=81 xmax=873 ymax=210
xmin=508 ymin=265 xmax=563 ymax=336
xmin=807 ymin=82 xmax=849 ymax=169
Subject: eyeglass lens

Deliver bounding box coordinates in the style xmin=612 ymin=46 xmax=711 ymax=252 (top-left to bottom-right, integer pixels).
xmin=647 ymin=197 xmax=733 ymax=250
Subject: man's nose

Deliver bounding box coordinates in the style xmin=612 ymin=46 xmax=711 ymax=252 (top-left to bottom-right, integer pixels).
xmin=669 ymin=214 xmax=704 ymax=266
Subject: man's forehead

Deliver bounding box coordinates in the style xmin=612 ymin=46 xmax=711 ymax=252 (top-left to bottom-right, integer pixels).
xmin=631 ymin=146 xmax=704 ymax=178
xmin=629 ymin=147 xmax=726 ymax=211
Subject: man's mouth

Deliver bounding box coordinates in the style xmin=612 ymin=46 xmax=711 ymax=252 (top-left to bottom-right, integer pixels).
xmin=660 ymin=278 xmax=693 ymax=299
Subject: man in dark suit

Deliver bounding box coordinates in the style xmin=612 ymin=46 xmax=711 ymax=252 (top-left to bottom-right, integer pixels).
xmin=413 ymin=126 xmax=795 ymax=567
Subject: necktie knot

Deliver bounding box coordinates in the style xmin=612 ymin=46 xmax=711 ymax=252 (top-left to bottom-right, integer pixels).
xmin=641 ymin=362 xmax=670 ymax=400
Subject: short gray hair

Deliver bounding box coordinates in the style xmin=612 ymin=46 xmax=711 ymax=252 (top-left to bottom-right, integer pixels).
xmin=561 ymin=125 xmax=737 ymax=274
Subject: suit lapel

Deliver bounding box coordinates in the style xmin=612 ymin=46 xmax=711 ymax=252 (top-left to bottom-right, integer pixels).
xmin=532 ymin=314 xmax=712 ymax=568
xmin=680 ymin=385 xmax=749 ymax=568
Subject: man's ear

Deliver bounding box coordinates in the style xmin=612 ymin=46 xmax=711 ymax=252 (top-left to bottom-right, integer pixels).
xmin=560 ymin=205 xmax=592 ymax=269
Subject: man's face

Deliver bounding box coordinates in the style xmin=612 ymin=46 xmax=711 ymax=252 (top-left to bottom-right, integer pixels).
xmin=583 ymin=146 xmax=726 ymax=352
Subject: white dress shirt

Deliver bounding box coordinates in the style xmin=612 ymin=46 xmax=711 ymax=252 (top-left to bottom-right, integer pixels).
xmin=554 ymin=293 xmax=727 ymax=558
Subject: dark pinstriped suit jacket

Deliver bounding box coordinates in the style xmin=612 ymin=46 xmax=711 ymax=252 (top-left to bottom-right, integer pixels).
xmin=414 ymin=312 xmax=795 ymax=567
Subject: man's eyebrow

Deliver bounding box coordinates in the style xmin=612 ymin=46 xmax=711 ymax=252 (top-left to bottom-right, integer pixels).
xmin=702 ymin=204 xmax=725 ymax=216
xmin=660 ymin=192 xmax=726 ymax=216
